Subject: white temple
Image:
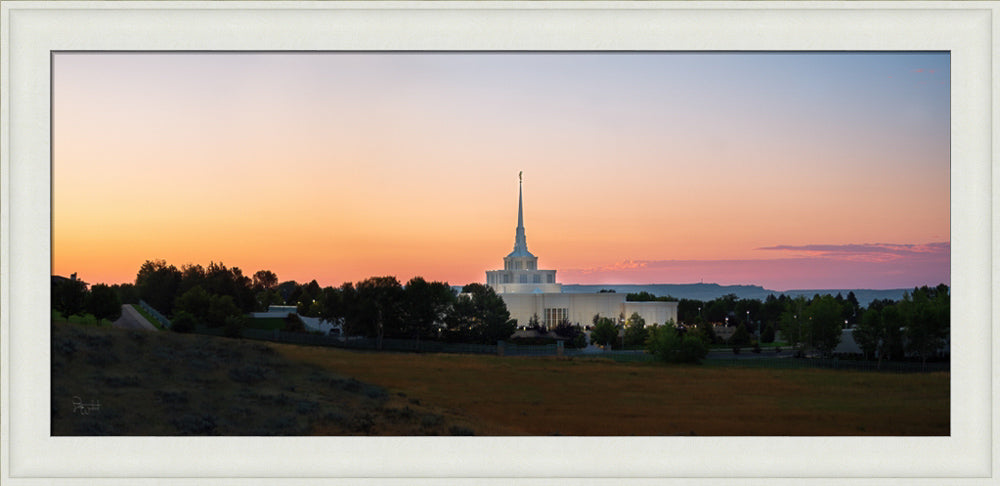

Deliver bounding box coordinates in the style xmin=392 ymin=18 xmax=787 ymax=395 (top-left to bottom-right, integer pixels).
xmin=487 ymin=173 xmax=677 ymax=329
xmin=485 ymin=171 xmax=561 ymax=294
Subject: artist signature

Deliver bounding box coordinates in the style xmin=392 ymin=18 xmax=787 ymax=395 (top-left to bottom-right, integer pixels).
xmin=72 ymin=396 xmax=100 ymax=415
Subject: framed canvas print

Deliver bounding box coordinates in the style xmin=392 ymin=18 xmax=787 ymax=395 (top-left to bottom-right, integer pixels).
xmin=1 ymin=2 xmax=994 ymax=484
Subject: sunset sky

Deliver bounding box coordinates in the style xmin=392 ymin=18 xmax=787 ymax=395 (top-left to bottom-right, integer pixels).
xmin=52 ymin=52 xmax=950 ymax=291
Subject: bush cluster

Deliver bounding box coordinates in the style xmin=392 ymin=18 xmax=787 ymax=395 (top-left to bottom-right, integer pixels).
xmin=646 ymin=326 xmax=708 ymax=364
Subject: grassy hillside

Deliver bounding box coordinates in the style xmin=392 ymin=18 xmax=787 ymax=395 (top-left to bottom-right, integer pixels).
xmin=51 ymin=320 xmax=489 ymax=435
xmin=51 ymin=320 xmax=948 ymax=436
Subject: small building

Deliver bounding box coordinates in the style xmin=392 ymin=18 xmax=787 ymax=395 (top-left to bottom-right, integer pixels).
xmin=250 ymin=305 xmax=342 ymax=335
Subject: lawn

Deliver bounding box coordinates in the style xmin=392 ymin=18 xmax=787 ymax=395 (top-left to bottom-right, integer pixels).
xmin=130 ymin=304 xmax=164 ymax=329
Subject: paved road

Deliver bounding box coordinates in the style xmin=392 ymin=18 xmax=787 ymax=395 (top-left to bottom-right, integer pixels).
xmin=112 ymin=304 xmax=158 ymax=331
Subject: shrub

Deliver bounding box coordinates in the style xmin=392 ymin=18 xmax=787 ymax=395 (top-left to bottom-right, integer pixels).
xmin=729 ymin=323 xmax=751 ymax=346
xmin=283 ymin=313 xmax=306 ymax=333
xmin=223 ymin=315 xmax=245 ymax=338
xmin=647 ymin=326 xmax=708 ymax=364
xmin=762 ymin=322 xmax=776 ymax=343
xmin=170 ymin=310 xmax=197 ymax=333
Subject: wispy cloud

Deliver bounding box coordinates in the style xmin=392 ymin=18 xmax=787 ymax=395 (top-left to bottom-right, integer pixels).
xmin=755 ymin=242 xmax=949 ymax=263
xmin=560 ymin=242 xmax=950 ymax=289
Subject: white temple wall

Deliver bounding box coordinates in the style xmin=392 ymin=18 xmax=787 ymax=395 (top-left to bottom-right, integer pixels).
xmin=499 ymin=293 xmax=676 ymax=329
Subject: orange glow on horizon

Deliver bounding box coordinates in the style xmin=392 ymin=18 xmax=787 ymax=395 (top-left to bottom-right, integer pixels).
xmin=52 ymin=53 xmax=950 ymax=290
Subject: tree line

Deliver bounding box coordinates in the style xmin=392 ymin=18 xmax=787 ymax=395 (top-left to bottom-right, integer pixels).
xmin=654 ymin=285 xmax=949 ymax=363
xmin=52 ymin=258 xmax=949 ymax=364
xmin=51 ymin=273 xmax=126 ymax=325
xmin=54 ymin=259 xmax=516 ymax=346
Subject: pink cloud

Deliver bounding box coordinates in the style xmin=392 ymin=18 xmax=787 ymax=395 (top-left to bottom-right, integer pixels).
xmin=560 ymin=242 xmax=950 ymax=290
xmin=756 ymin=242 xmax=949 ymax=263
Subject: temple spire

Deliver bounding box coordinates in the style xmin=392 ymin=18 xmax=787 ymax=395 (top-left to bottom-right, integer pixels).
xmin=514 ymin=171 xmax=528 ymax=252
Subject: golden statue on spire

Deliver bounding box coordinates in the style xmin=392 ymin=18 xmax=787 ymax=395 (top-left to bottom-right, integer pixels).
xmin=519 ymin=170 xmax=522 ymax=182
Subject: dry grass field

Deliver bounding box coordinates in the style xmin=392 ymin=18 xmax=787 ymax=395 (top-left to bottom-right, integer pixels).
xmin=274 ymin=343 xmax=949 ymax=436
xmin=51 ymin=321 xmax=949 ymax=436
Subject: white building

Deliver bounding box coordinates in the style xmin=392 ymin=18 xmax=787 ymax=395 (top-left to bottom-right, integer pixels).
xmin=487 ymin=173 xmax=677 ymax=329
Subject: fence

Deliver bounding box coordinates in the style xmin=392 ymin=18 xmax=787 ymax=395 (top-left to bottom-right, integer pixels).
xmin=704 ymin=356 xmax=950 ymax=373
xmin=138 ymin=300 xmax=171 ymax=329
xmin=563 ymin=349 xmax=657 ymax=363
xmin=187 ymin=325 xmax=948 ymax=373
xmin=236 ymin=328 xmax=500 ymax=355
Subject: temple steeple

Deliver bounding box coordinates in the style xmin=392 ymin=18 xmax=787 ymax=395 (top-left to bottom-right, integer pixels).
xmin=486 ymin=171 xmax=559 ymax=293
xmin=504 ymin=171 xmax=536 ymax=264
xmin=514 ymin=171 xmax=528 ymax=253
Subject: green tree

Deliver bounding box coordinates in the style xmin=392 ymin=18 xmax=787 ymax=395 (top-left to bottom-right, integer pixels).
xmin=356 ymin=276 xmax=406 ymax=347
xmin=445 ymin=283 xmax=515 ymax=344
xmin=206 ymin=294 xmax=241 ymax=328
xmin=729 ymin=323 xmax=751 ymax=346
xmin=677 ymin=298 xmax=705 ymax=324
xmin=623 ymin=312 xmax=648 ymax=347
xmin=178 ymin=263 xmax=206 ymax=296
xmin=553 ymin=317 xmax=585 ymax=347
xmin=692 ymin=320 xmax=717 ymax=346
xmin=52 ymin=274 xmax=87 ymax=318
xmin=804 ymin=294 xmax=843 ymax=356
xmin=761 ymin=322 xmax=776 ymax=343
xmin=331 ymin=282 xmax=361 ymax=336
xmin=853 ymin=306 xmax=886 ymax=364
xmin=86 ymin=283 xmax=122 ymax=325
xmin=900 ymin=285 xmax=950 ymax=368
xmin=135 ymin=259 xmax=182 ymax=315
xmin=779 ymin=296 xmax=807 ymax=347
xmin=203 ymin=261 xmax=254 ymax=313
xmin=296 ymin=279 xmax=323 ymax=316
xmin=252 ymin=269 xmax=279 ymax=292
xmin=403 ymin=277 xmax=455 ymax=340
xmin=647 ymin=322 xmax=708 ymax=364
xmin=110 ymin=283 xmax=139 ymax=305
xmin=880 ymin=304 xmax=906 ymax=361
xmin=174 ymin=285 xmax=211 ymax=322
xmin=589 ymin=314 xmax=619 ymax=348
xmin=255 ymin=289 xmax=284 ymax=312
xmin=276 ymin=280 xmax=300 ymax=304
